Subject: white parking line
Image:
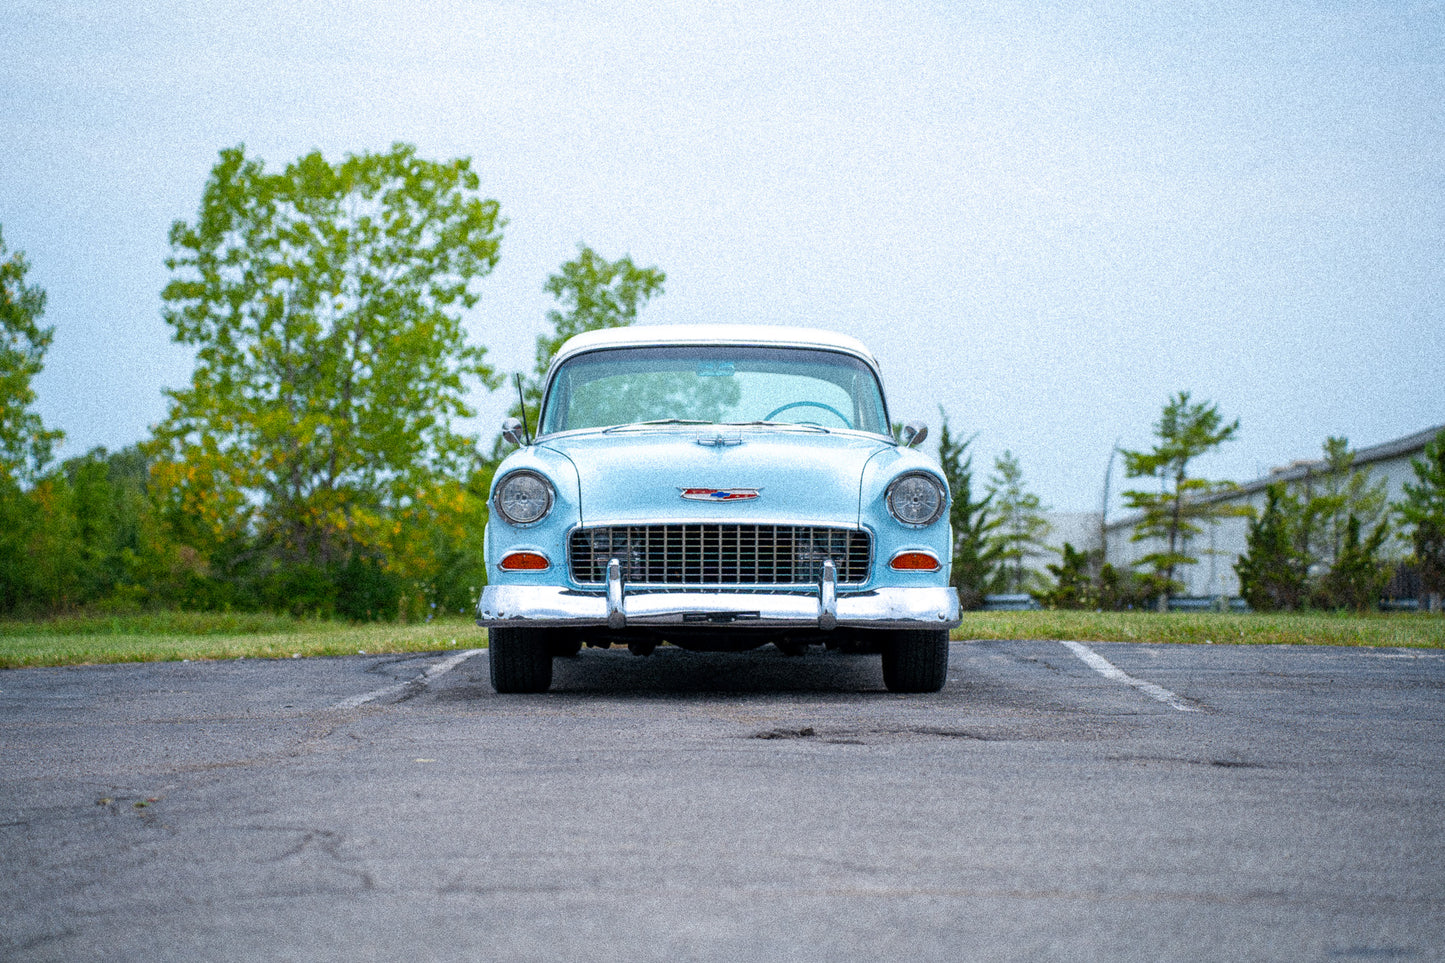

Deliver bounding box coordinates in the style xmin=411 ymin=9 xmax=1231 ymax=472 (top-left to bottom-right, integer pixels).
xmin=1059 ymin=640 xmax=1198 ymax=712
xmin=332 ymin=648 xmax=485 ymax=710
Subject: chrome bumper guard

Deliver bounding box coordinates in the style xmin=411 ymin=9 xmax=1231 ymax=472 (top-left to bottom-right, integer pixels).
xmin=477 ymin=558 xmax=961 ymax=630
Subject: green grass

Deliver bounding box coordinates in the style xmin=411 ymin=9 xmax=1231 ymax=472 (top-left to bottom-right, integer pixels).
xmin=0 ymin=612 xmax=485 ymax=669
xmin=1 ymin=609 xmax=1440 ymax=670
xmin=954 ymin=610 xmax=1445 ymax=649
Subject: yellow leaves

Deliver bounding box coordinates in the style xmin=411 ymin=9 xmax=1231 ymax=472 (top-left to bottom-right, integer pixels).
xmin=148 ymin=449 xmax=251 ymax=549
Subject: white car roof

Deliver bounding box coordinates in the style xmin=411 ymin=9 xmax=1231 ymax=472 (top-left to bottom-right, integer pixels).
xmin=549 ymin=324 xmax=881 ymax=372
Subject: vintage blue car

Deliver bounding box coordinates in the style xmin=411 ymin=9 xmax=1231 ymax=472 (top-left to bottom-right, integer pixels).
xmin=477 ymin=325 xmax=960 ymax=693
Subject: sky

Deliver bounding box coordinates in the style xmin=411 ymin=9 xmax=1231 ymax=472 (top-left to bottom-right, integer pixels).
xmin=3 ymin=0 xmax=1442 ymax=512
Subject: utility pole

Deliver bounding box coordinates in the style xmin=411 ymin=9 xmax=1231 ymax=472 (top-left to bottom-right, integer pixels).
xmin=1098 ymin=440 xmax=1119 ymax=578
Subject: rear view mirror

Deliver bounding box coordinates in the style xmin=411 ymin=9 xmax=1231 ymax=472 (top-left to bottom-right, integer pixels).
xmin=899 ymin=423 xmax=928 ymax=448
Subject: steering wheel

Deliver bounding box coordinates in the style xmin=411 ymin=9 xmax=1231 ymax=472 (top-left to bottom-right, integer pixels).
xmin=763 ymin=401 xmax=852 ymax=428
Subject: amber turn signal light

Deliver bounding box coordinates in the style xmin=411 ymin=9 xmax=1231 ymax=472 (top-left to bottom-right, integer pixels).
xmin=889 ymin=551 xmax=941 ymax=572
xmin=499 ymin=551 xmax=550 ymax=571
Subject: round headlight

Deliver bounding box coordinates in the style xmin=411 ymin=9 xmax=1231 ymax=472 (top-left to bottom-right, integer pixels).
xmin=495 ymin=471 xmax=555 ymax=526
xmin=886 ymin=472 xmax=946 ymax=527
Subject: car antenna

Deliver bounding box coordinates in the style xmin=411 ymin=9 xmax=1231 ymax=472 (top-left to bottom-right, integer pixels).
xmin=515 ymin=373 xmax=533 ymax=446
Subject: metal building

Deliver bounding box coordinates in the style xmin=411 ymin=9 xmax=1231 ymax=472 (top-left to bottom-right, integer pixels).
xmin=1050 ymin=424 xmax=1444 ymax=603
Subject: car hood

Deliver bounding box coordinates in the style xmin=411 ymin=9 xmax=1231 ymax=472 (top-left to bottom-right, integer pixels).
xmin=538 ymin=427 xmax=894 ymax=526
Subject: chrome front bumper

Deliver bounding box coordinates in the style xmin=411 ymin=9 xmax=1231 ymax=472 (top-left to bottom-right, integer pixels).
xmin=477 ymin=560 xmax=961 ymax=631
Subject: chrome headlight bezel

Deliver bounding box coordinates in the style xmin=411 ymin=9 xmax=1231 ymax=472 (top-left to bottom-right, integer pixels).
xmin=885 ymin=472 xmax=947 ymax=528
xmin=494 ymin=470 xmax=555 ymax=527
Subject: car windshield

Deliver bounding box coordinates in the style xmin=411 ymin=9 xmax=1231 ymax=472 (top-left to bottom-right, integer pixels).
xmin=539 ymin=345 xmax=889 ymax=435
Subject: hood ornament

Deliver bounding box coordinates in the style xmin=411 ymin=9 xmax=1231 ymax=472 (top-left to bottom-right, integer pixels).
xmin=696 ymin=432 xmax=743 ymax=447
xmin=680 ymin=488 xmax=761 ymax=501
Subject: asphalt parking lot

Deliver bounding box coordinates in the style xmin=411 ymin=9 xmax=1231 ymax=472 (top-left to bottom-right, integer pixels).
xmin=3 ymin=640 xmax=1444 ymax=962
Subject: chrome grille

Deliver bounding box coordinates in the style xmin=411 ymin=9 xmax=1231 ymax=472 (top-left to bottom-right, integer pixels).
xmin=569 ymin=524 xmax=871 ymax=586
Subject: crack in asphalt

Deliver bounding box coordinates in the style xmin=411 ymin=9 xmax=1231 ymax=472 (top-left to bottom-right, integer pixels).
xmin=748 ymin=724 xmax=1013 ymax=743
xmin=245 ymin=825 xmax=376 ymax=890
xmin=1106 ymin=753 xmax=1273 ymax=770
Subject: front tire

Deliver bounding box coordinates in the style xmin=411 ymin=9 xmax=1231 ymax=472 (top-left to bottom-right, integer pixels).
xmin=488 ymin=628 xmax=553 ymax=693
xmin=880 ymin=630 xmax=950 ymax=693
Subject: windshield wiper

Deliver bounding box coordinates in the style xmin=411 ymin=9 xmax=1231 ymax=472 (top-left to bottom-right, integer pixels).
xmin=603 ymin=419 xmax=714 ymax=433
xmin=723 ymin=421 xmax=831 ymax=433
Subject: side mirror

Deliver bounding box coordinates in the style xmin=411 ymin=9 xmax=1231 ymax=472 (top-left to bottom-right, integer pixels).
xmin=899 ymin=423 xmax=928 ymax=449
xmin=501 ymin=417 xmax=528 ymax=447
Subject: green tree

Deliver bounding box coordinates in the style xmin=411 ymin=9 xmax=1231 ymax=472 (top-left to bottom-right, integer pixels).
xmin=152 ymin=144 xmax=503 ymax=609
xmin=1096 ymin=562 xmax=1154 ymax=611
xmin=421 ymin=458 xmax=497 ymax=614
xmin=512 ymin=244 xmax=665 ymax=421
xmin=12 ymin=472 xmax=85 ymax=610
xmin=7 ymin=446 xmax=170 ymax=612
xmin=1 ymin=226 xmax=63 ymax=488
xmin=0 ymin=486 xmax=38 ymax=612
xmin=1300 ymin=436 xmax=1390 ymax=576
xmin=1314 ymin=515 xmax=1390 ymax=612
xmin=0 ymin=227 xmax=65 ymax=613
xmin=53 ymin=448 xmax=130 ymax=605
xmin=60 ymin=445 xmax=179 ymax=609
xmin=1121 ymin=391 xmax=1244 ymax=609
xmin=937 ymin=409 xmax=1001 ymax=609
xmin=1039 ymin=542 xmax=1095 ymax=610
xmin=1397 ymin=428 xmax=1445 ymax=612
xmin=986 ymin=450 xmax=1051 ymax=593
xmin=1234 ymin=482 xmax=1308 ymax=611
